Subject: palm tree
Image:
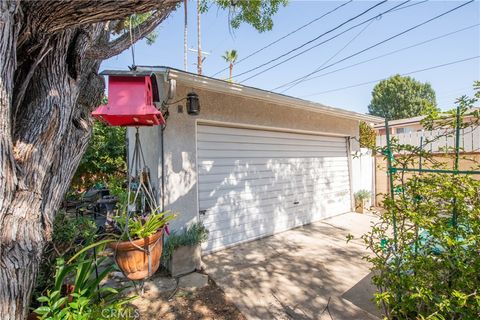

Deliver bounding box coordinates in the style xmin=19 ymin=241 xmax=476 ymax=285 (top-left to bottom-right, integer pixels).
xmin=222 ymin=49 xmax=238 ymax=82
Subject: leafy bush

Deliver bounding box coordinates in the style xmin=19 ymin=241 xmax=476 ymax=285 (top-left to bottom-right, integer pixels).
xmin=359 ymin=121 xmax=377 ymax=150
xmin=365 ymin=173 xmax=480 ymax=319
xmin=163 ymin=222 xmax=209 ymax=261
xmin=72 ymin=121 xmax=126 ymax=189
xmin=363 ymin=85 xmax=480 ymax=319
xmin=34 ymin=211 xmax=97 ymax=300
xmin=35 ymin=254 xmax=135 ymax=320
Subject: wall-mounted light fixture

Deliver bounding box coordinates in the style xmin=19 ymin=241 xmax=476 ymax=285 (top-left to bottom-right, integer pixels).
xmin=186 ymin=92 xmax=200 ymax=115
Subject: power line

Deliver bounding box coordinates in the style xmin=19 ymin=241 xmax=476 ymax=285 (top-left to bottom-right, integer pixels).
xmin=278 ymin=18 xmax=377 ymax=93
xmin=232 ymin=0 xmax=390 ymax=80
xmin=390 ymin=0 xmax=428 ymax=11
xmin=273 ymin=23 xmax=479 ymax=91
xmin=302 ymin=56 xmax=480 ymax=97
xmin=210 ymin=1 xmax=353 ymax=78
xmin=246 ymin=0 xmax=474 ymax=85
xmin=236 ymin=1 xmax=414 ymax=83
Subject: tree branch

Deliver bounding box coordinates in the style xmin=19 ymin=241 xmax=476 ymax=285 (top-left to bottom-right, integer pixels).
xmin=86 ymin=6 xmax=175 ymax=60
xmin=23 ymin=0 xmax=180 ymax=34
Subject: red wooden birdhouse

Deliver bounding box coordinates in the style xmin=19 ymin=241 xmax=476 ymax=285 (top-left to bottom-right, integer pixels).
xmin=92 ymin=75 xmax=165 ymax=126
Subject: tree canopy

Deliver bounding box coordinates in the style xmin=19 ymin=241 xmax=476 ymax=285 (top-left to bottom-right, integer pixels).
xmin=368 ymin=74 xmax=439 ymax=120
xmin=201 ymin=0 xmax=287 ymax=32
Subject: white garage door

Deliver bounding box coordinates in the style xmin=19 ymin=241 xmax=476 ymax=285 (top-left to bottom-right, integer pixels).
xmin=197 ymin=124 xmax=352 ymax=252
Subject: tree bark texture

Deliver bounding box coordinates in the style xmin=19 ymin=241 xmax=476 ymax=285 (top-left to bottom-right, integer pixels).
xmin=0 ymin=1 xmax=180 ymax=319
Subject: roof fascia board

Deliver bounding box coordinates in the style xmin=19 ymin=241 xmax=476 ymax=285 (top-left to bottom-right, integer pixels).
xmin=165 ymin=69 xmax=383 ymax=123
xmin=102 ymin=67 xmax=383 ymax=123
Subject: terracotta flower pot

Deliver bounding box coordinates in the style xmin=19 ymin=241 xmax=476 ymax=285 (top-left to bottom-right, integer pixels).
xmin=108 ymin=229 xmax=163 ymax=280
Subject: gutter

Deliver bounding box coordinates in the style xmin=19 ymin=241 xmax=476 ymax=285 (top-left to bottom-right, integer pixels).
xmin=102 ymin=67 xmax=384 ymax=124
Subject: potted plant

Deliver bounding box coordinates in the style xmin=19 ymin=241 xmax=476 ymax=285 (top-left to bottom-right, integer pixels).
xmin=108 ymin=209 xmax=175 ymax=280
xmin=354 ymin=190 xmax=371 ymax=214
xmin=163 ymin=222 xmax=209 ymax=277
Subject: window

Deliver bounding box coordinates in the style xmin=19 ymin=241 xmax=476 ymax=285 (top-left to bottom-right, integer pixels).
xmin=396 ymin=127 xmax=412 ymax=134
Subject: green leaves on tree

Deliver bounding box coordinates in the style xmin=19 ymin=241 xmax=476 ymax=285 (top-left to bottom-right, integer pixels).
xmin=72 ymin=121 xmax=126 ymax=188
xmin=359 ymin=121 xmax=376 ymax=150
xmin=368 ymin=74 xmax=439 ymax=120
xmin=202 ymin=0 xmax=288 ymax=32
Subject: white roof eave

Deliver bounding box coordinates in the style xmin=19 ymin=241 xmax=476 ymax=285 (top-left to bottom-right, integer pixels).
xmin=135 ymin=66 xmax=384 ymax=124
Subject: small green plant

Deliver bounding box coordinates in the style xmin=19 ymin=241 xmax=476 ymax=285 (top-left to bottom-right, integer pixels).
xmin=34 ymin=212 xmax=98 ymax=300
xmin=113 ymin=209 xmax=176 ymax=241
xmin=354 ymin=189 xmax=371 ymax=201
xmin=34 ymin=253 xmax=135 ymax=319
xmin=163 ymin=222 xmax=209 ymax=261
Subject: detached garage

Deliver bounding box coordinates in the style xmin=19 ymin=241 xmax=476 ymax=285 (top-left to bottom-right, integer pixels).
xmin=117 ymin=67 xmax=380 ymax=253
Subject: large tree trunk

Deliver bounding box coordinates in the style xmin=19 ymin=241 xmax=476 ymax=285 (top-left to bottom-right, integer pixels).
xmin=0 ymin=26 xmax=102 ymax=319
xmin=0 ymin=1 xmax=179 ymax=319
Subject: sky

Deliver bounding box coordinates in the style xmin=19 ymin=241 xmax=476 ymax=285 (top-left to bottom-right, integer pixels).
xmin=102 ymin=0 xmax=480 ymax=114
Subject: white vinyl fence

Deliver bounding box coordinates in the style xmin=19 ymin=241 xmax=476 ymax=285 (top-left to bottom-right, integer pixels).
xmin=351 ymin=148 xmax=374 ymax=202
xmin=376 ymin=126 xmax=480 ymax=153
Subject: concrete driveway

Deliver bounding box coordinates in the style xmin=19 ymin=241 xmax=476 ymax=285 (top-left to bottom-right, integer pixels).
xmin=203 ymin=212 xmax=381 ymax=320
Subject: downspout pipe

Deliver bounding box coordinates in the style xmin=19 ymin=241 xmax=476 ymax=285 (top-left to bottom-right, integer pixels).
xmin=161 ymin=124 xmax=165 ymax=212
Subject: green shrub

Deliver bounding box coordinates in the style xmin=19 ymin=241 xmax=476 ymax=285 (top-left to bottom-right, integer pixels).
xmin=363 ymin=85 xmax=480 ymax=319
xmin=359 ymin=121 xmax=377 ymax=150
xmin=35 ymin=254 xmax=135 ymax=320
xmin=163 ymin=222 xmax=209 ymax=261
xmin=34 ymin=212 xmax=97 ymax=300
xmin=354 ymin=189 xmax=371 ymax=201
xmin=72 ymin=121 xmax=126 ymax=189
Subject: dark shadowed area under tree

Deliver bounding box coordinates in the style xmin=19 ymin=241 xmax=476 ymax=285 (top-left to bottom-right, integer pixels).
xmin=0 ymin=1 xmax=286 ymax=319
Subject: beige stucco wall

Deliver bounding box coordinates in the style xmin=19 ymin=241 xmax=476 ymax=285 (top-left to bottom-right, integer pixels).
xmin=129 ymin=79 xmax=361 ymax=232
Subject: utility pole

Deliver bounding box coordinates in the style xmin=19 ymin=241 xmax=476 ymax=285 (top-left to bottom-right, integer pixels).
xmin=184 ymin=0 xmax=188 ymax=71
xmin=197 ymin=0 xmax=202 ymax=75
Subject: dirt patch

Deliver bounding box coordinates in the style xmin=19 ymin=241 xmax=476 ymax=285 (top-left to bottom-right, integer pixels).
xmin=132 ymin=277 xmax=245 ymax=320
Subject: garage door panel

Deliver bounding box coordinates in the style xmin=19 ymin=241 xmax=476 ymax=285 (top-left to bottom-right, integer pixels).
xmin=199 ymin=186 xmax=350 ymax=212
xmin=205 ymin=195 xmax=351 ymax=248
xmin=197 ymin=124 xmax=351 ymax=252
xmin=198 ymin=174 xmax=350 ymax=194
xmin=198 ymin=161 xmax=349 ymax=176
xmin=205 ymin=213 xmax=317 ymax=251
xmin=198 ymin=141 xmax=347 ymax=152
xmin=203 ymin=197 xmax=348 ymax=231
xmin=198 ymin=125 xmax=346 ymax=142
xmin=199 ymin=170 xmax=350 ymax=184
xmin=198 ymin=133 xmax=347 ymax=148
xmin=203 ymin=201 xmax=312 ymax=227
xmin=198 ymin=157 xmax=347 ymax=171
xmin=198 ymin=180 xmax=350 ymax=205
xmin=206 ymin=211 xmax=312 ymax=241
xmin=198 ymin=149 xmax=348 ymax=159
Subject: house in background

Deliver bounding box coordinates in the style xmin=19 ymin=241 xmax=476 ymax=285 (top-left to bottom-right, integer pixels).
xmin=104 ymin=67 xmax=381 ymax=254
xmin=375 ymin=110 xmax=480 ymax=153
xmin=373 ymin=110 xmax=480 ymax=205
xmin=374 ymin=115 xmax=426 ymax=135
